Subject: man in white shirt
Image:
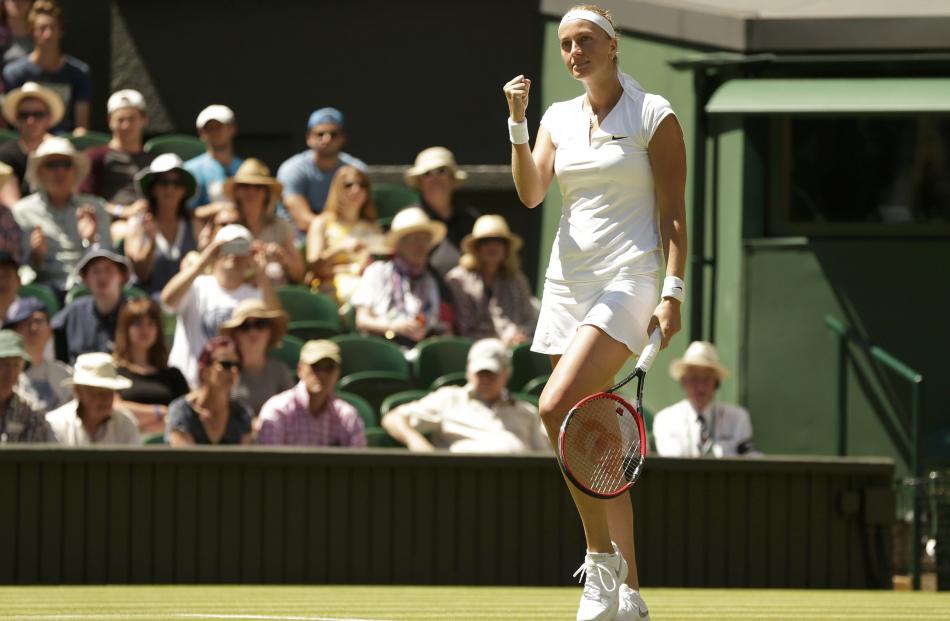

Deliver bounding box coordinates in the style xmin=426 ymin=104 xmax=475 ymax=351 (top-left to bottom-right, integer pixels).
xmin=652 ymin=341 xmax=758 ymax=457
xmin=382 ymin=338 xmax=548 ymax=453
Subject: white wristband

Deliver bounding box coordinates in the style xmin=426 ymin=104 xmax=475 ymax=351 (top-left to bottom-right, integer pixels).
xmin=662 ymin=276 xmax=685 ymax=302
xmin=508 ymin=118 xmax=529 ymax=144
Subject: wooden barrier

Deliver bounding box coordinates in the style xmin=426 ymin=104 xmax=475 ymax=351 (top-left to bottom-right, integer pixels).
xmin=0 ymin=447 xmax=894 ymax=587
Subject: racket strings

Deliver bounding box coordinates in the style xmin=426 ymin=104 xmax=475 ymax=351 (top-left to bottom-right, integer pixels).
xmin=563 ymin=395 xmax=643 ymax=495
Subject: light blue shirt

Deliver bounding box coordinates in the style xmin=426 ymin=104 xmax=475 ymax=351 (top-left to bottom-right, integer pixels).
xmin=183 ymin=152 xmax=244 ymax=208
xmin=275 ymin=150 xmax=367 ymax=215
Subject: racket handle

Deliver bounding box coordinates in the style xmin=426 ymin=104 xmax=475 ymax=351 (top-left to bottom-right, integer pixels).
xmin=635 ymin=329 xmax=662 ymax=373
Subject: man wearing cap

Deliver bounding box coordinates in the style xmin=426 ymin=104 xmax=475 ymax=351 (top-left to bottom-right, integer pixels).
xmin=162 ymin=223 xmax=281 ymax=388
xmin=351 ymin=207 xmax=450 ymax=347
xmin=653 ymin=341 xmax=758 ymax=457
xmin=12 ymin=136 xmax=112 ymax=296
xmin=382 ymin=338 xmax=547 ymax=453
xmin=50 ymin=248 xmax=132 ymax=365
xmin=0 ymin=329 xmax=54 ymax=443
xmin=5 ymin=296 xmax=72 ymax=411
xmin=276 ymin=107 xmax=367 ymax=233
xmin=0 ymin=81 xmax=62 ymax=205
xmin=80 ymin=89 xmax=154 ymax=216
xmin=184 ymin=104 xmax=244 ymax=209
xmin=46 ymin=351 xmax=139 ymax=445
xmin=257 ymin=339 xmax=366 ymax=447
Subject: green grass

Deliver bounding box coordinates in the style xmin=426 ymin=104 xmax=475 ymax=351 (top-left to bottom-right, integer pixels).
xmin=0 ymin=585 xmax=948 ymax=620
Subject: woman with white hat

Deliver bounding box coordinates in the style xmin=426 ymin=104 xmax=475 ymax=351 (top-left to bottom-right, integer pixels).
xmin=404 ymin=146 xmax=479 ymax=278
xmin=223 ymin=158 xmax=304 ymax=285
xmin=125 ymin=153 xmax=199 ymax=294
xmin=503 ymin=5 xmax=687 ymax=619
xmin=445 ymin=214 xmax=536 ymax=346
xmin=652 ymin=341 xmax=756 ymax=458
xmin=350 ymin=206 xmax=449 ymax=348
xmin=12 ymin=136 xmax=112 ymax=297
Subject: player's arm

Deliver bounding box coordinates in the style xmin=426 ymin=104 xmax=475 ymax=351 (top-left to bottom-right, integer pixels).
xmin=648 ymin=115 xmax=688 ymax=349
xmin=504 ymin=75 xmax=555 ymax=208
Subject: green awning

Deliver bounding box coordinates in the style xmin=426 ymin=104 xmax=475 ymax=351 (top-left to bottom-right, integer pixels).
xmin=706 ymin=78 xmax=950 ymax=114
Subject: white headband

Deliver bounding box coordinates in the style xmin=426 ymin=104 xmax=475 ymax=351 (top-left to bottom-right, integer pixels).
xmin=559 ymin=9 xmax=616 ymax=39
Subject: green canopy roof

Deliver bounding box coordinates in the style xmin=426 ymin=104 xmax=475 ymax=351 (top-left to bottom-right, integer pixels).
xmin=706 ymin=78 xmax=950 ymax=114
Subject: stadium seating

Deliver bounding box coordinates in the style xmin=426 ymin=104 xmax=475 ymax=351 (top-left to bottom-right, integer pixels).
xmin=68 ymin=130 xmax=111 ymax=151
xmin=143 ymin=133 xmax=205 ymax=160
xmin=411 ymin=336 xmax=472 ymax=390
xmin=371 ymin=182 xmax=419 ymax=230
xmin=520 ymin=374 xmax=549 ymax=398
xmin=276 ymin=285 xmax=341 ymax=330
xmin=0 ymin=128 xmax=18 ymax=143
xmin=508 ymin=342 xmax=550 ymax=391
xmin=331 ymin=333 xmax=410 ymax=379
xmin=336 ymin=390 xmax=395 ymax=448
xmin=427 ymin=371 xmax=467 ymax=390
xmin=336 ymin=370 xmax=414 ymax=420
xmin=17 ymin=283 xmax=61 ymax=315
xmin=268 ymin=334 xmax=304 ymax=374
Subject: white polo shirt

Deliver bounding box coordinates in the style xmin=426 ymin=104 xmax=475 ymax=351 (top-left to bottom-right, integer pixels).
xmin=652 ymin=399 xmax=755 ymax=457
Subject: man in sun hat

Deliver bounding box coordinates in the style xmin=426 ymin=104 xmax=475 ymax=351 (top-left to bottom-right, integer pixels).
xmin=257 ymin=339 xmax=366 ymax=447
xmin=382 ymin=337 xmax=547 ymax=453
xmin=80 ymin=88 xmax=154 ymax=213
xmin=185 ymin=104 xmax=244 ymax=209
xmin=351 ymin=206 xmax=450 ymax=348
xmin=652 ymin=341 xmax=758 ymax=457
xmin=46 ymin=351 xmax=139 ymax=445
xmin=276 ymin=106 xmax=367 ymax=232
xmin=404 ymin=146 xmax=479 ymax=278
xmin=13 ymin=136 xmax=113 ymax=296
xmin=0 ymin=81 xmax=62 ymax=204
xmin=0 ymin=329 xmax=54 ymax=443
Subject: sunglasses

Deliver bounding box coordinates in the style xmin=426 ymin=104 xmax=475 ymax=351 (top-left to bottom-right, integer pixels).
xmin=17 ymin=110 xmax=48 ymax=121
xmin=313 ymin=130 xmax=340 ymax=139
xmin=154 ymin=177 xmax=186 ymax=188
xmin=42 ymin=159 xmax=74 ymax=171
xmin=236 ymin=319 xmax=271 ymax=332
xmin=344 ymin=181 xmax=368 ymax=190
xmin=310 ymin=360 xmax=338 ymax=374
xmin=234 ymin=183 xmax=267 ymax=191
xmin=215 ymin=359 xmax=242 ymax=371
xmin=422 ymin=166 xmax=452 ymax=177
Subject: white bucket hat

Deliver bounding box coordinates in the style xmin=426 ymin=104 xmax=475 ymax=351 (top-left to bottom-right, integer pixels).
xmin=134 ymin=152 xmax=198 ymax=201
xmin=63 ymin=352 xmax=133 ymax=391
xmin=669 ymin=341 xmax=731 ymax=382
xmin=461 ymin=214 xmax=523 ymax=255
xmin=385 ymin=206 xmax=447 ymax=250
xmin=1 ymin=81 xmax=65 ymax=126
xmin=25 ymin=137 xmax=90 ymax=190
xmin=404 ymin=146 xmax=468 ymax=189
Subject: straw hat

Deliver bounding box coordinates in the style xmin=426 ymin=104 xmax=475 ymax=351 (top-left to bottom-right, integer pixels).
xmin=222 ymin=158 xmax=284 ymax=214
xmin=669 ymin=341 xmax=731 ymax=382
xmin=1 ymin=81 xmax=64 ymax=126
xmin=219 ymin=299 xmax=289 ymax=348
xmin=25 ymin=137 xmax=90 ymax=190
xmin=134 ymin=152 xmax=198 ymax=201
xmin=461 ymin=214 xmax=523 ymax=255
xmin=63 ymin=352 xmax=133 ymax=391
xmin=404 ymin=146 xmax=467 ymax=189
xmin=385 ymin=206 xmax=446 ymax=250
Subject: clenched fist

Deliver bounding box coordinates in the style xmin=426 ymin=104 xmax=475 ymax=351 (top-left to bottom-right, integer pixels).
xmin=503 ymin=75 xmax=532 ymax=122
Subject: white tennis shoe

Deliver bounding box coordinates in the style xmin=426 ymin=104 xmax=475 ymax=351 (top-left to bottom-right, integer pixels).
xmin=615 ymin=584 xmax=651 ymax=620
xmin=572 ymin=542 xmax=628 ymax=621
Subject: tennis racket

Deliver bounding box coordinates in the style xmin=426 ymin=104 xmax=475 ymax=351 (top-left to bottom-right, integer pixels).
xmin=558 ymin=329 xmax=662 ymax=499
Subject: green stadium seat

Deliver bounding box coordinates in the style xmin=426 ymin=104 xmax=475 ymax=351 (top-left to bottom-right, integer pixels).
xmin=276 ymin=285 xmax=341 ymax=327
xmin=379 ymin=389 xmax=428 ymax=417
xmin=511 ymin=391 xmax=539 ymax=407
xmin=336 ymin=389 xmax=378 ymax=430
xmin=142 ymin=431 xmax=165 ymax=445
xmin=17 ymin=283 xmax=60 ymax=315
xmin=331 ymin=333 xmax=410 ymax=378
xmin=371 ymin=182 xmax=419 ymax=226
xmin=68 ymin=130 xmax=111 ymax=151
xmin=508 ymin=342 xmax=551 ymax=391
xmin=428 ymin=371 xmax=467 ymax=391
xmin=0 ymin=128 xmax=18 ymax=143
xmin=411 ymin=336 xmax=473 ymax=390
xmin=64 ymin=284 xmax=148 ymax=305
xmin=521 ymin=374 xmax=549 ymax=398
xmin=267 ymin=334 xmax=304 ymax=375
xmin=143 ymin=133 xmax=205 ymax=160
xmin=286 ymin=319 xmax=341 ymax=341
xmin=336 ymin=370 xmax=414 ymax=419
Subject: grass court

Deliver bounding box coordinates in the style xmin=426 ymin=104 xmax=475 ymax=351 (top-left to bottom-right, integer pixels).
xmin=1 ymin=585 xmax=948 ymax=620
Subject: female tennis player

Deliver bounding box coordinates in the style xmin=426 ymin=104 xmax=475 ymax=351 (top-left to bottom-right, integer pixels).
xmin=504 ymin=5 xmax=686 ymax=620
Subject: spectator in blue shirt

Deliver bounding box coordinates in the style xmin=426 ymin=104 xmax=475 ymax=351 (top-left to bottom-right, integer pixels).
xmin=276 ymin=107 xmax=366 ymax=234
xmin=2 ymin=0 xmax=90 ymax=134
xmin=184 ymin=104 xmax=243 ymax=210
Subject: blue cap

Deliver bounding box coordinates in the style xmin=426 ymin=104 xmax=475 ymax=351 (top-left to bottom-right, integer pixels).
xmin=4 ymin=296 xmax=47 ymax=328
xmin=307 ymin=107 xmax=344 ymax=131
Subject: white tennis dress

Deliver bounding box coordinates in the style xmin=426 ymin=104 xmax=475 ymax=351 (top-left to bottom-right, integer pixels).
xmin=532 ymin=72 xmax=675 ymax=355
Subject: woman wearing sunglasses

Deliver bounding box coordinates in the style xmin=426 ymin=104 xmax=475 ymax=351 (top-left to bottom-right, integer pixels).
xmin=219 ymin=298 xmax=293 ymax=415
xmin=126 ymin=153 xmax=198 ymax=294
xmin=165 ymin=335 xmax=253 ymax=446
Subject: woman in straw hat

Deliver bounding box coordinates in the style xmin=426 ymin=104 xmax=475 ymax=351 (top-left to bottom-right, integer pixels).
xmin=305 ymin=164 xmax=383 ymax=303
xmin=404 ymin=146 xmax=479 ymax=278
xmin=503 ymin=5 xmax=687 ymax=619
xmin=0 ymin=81 xmax=62 ymax=205
xmin=351 ymin=206 xmax=449 ymax=348
xmin=219 ymin=298 xmax=293 ymax=415
xmin=165 ymin=336 xmax=252 ymax=446
xmin=445 ymin=214 xmax=536 ymax=346
xmin=125 ymin=153 xmax=199 ymax=294
xmin=223 ymin=158 xmax=304 ymax=285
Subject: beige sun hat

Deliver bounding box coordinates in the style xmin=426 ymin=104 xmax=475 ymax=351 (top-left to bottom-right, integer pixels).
xmin=385 ymin=206 xmax=447 ymax=250
xmin=669 ymin=341 xmax=731 ymax=382
xmin=63 ymin=352 xmax=133 ymax=391
xmin=461 ymin=214 xmax=523 ymax=255
xmin=219 ymin=299 xmax=289 ymax=348
xmin=2 ymin=81 xmax=65 ymax=126
xmin=25 ymin=137 xmax=90 ymax=190
xmin=222 ymin=158 xmax=284 ymax=214
xmin=404 ymin=146 xmax=468 ymax=189
xmin=299 ymin=339 xmax=342 ymax=366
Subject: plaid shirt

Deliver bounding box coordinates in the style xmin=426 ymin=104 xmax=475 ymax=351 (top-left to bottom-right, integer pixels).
xmin=256 ymin=382 xmax=366 ymax=447
xmin=0 ymin=390 xmax=55 ymax=444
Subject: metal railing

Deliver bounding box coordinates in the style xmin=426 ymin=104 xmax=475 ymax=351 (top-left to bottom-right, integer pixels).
xmin=825 ymin=315 xmax=925 ymax=588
